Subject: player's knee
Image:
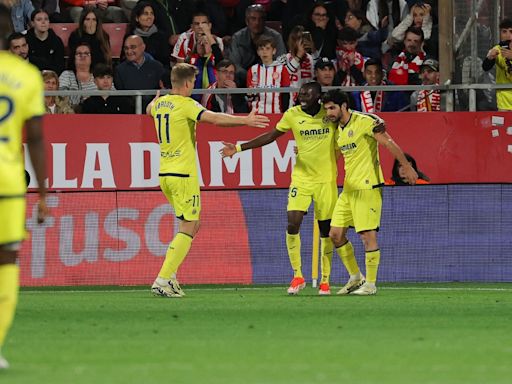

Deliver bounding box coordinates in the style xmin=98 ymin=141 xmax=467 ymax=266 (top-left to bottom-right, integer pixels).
xmin=287 ymin=222 xmax=300 ymax=235
xmin=359 ymin=231 xmax=378 ymax=251
xmin=317 ymin=220 xmax=331 ymax=238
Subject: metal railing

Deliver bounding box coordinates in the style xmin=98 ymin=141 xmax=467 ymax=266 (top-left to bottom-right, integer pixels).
xmin=46 ymin=83 xmax=512 ymax=114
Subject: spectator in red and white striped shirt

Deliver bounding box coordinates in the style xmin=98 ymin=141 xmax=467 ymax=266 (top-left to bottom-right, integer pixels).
xmin=172 ymin=11 xmax=223 ymax=64
xmin=247 ymin=35 xmax=290 ymax=114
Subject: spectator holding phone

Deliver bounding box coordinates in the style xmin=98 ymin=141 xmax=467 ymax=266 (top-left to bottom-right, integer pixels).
xmin=482 ymin=18 xmax=512 ymax=111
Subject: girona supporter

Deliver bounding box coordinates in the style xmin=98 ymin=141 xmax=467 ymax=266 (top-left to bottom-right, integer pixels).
xmin=201 ymin=59 xmax=249 ymax=113
xmin=247 ymin=35 xmax=290 ymax=114
xmin=276 ymin=25 xmax=315 ymax=108
xmin=63 ymin=0 xmax=126 ymax=24
xmin=352 ymin=58 xmax=408 ymax=112
xmin=335 ymin=27 xmax=364 ymax=86
xmin=172 ymin=11 xmax=223 ymax=64
xmin=386 ymin=153 xmax=430 ymax=185
xmin=410 ymin=58 xmax=441 ymax=111
xmin=387 ymin=26 xmax=425 ymax=86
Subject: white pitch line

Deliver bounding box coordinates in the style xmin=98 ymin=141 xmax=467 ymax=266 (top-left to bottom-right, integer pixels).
xmin=21 ymin=286 xmax=512 ymax=294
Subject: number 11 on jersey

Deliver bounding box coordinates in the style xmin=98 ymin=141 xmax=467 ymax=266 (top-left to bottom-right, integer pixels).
xmin=156 ymin=114 xmax=171 ymax=144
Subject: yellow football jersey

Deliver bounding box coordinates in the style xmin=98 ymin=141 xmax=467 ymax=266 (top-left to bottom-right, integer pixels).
xmin=150 ymin=94 xmax=206 ymax=176
xmin=337 ymin=111 xmax=384 ymax=192
xmin=494 ymin=45 xmax=512 ymax=110
xmin=276 ymin=105 xmax=337 ymax=184
xmin=0 ymin=52 xmax=45 ymax=196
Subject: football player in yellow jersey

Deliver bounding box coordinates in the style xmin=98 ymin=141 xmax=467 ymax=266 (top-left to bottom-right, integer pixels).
xmin=147 ymin=63 xmax=269 ymax=298
xmin=221 ymin=82 xmax=340 ymax=296
xmin=322 ymin=89 xmax=417 ymax=295
xmin=0 ymin=4 xmax=48 ymax=369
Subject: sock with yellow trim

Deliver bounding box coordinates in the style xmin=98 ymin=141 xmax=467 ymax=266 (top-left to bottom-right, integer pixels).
xmin=320 ymin=237 xmax=333 ymax=284
xmin=336 ymin=241 xmax=360 ymax=279
xmin=158 ymin=232 xmax=193 ymax=279
xmin=286 ymin=232 xmax=302 ymax=278
xmin=365 ymin=249 xmax=381 ymax=284
xmin=0 ymin=264 xmax=19 ymax=349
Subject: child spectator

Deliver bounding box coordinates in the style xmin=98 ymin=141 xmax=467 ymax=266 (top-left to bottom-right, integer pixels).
xmin=336 ymin=27 xmax=364 ymax=86
xmin=482 ymin=18 xmax=512 ymax=111
xmin=82 ymin=63 xmax=132 ymax=114
xmin=25 ymin=9 xmax=65 ymax=74
xmin=247 ymin=35 xmax=290 ymax=113
xmin=386 ymin=153 xmax=430 ymax=185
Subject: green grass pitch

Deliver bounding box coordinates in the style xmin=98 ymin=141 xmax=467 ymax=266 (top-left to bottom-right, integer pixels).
xmin=2 ymin=283 xmax=511 ymax=384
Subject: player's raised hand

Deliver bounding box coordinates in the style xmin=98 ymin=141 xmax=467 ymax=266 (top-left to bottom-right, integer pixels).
xmin=245 ymin=108 xmax=270 ymax=128
xmin=402 ymin=163 xmax=419 ymax=185
xmin=220 ymin=141 xmax=237 ymax=158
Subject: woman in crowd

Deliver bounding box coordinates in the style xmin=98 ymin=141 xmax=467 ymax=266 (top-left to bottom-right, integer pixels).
xmin=42 ymin=70 xmax=74 ymax=114
xmin=58 ymin=42 xmax=98 ymax=109
xmin=125 ymin=1 xmax=170 ymax=67
xmin=303 ymin=2 xmax=337 ymax=61
xmin=25 ymin=9 xmax=65 ymax=74
xmin=69 ymin=7 xmax=112 ymax=69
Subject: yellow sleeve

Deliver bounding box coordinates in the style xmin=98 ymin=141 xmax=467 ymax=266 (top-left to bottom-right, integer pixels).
xmin=184 ymin=98 xmax=206 ymax=122
xmin=24 ymin=68 xmax=45 ymax=120
xmin=276 ymin=110 xmax=292 ymax=133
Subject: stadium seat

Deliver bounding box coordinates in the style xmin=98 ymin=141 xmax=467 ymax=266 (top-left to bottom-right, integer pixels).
xmin=50 ymin=23 xmax=78 ymax=56
xmin=265 ymin=21 xmax=282 ymax=34
xmin=102 ymin=23 xmax=128 ymax=58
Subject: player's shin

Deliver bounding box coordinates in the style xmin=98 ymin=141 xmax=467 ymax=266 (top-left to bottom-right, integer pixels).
xmin=0 ymin=264 xmax=19 ymax=348
xmin=336 ymin=241 xmax=361 ymax=279
xmin=365 ymin=249 xmax=380 ymax=284
xmin=286 ymin=232 xmax=302 ymax=278
xmin=157 ymin=232 xmax=193 ymax=279
xmin=320 ymin=237 xmax=333 ymax=283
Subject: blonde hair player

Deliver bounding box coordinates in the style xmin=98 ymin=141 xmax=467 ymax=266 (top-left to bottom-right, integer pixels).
xmin=147 ymin=63 xmax=269 ymax=298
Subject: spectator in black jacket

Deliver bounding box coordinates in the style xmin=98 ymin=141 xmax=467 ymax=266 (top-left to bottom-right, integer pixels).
xmin=82 ymin=63 xmax=133 ymax=114
xmin=25 ymin=9 xmax=65 ymax=74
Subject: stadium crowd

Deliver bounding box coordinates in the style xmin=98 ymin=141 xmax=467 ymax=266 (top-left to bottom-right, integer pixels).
xmin=4 ymin=0 xmax=509 ymax=113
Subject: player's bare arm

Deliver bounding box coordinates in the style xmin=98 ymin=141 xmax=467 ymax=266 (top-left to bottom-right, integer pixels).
xmin=374 ymin=127 xmax=418 ymax=185
xmin=220 ymin=129 xmax=284 ymax=158
xmin=25 ymin=117 xmax=48 ymax=223
xmin=200 ymin=108 xmax=270 ymax=128
xmin=146 ymin=90 xmax=161 ymax=115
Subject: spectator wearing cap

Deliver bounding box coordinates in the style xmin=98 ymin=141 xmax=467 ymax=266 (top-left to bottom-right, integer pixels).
xmin=201 ymin=59 xmax=249 ymax=113
xmin=314 ymin=57 xmax=340 ymax=87
xmin=82 ymin=63 xmax=133 ymax=114
xmin=388 ymin=26 xmax=426 ymax=86
xmin=410 ymin=58 xmax=441 ymax=111
xmin=336 ymin=27 xmax=365 ymax=86
xmin=227 ymin=3 xmax=286 ymax=85
xmin=352 ymin=58 xmax=409 ymax=112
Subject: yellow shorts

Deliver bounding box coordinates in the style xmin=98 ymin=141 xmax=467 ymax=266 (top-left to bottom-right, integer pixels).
xmin=331 ymin=188 xmax=382 ymax=232
xmin=287 ymin=181 xmax=338 ymax=221
xmin=0 ymin=197 xmax=26 ymax=246
xmin=160 ymin=176 xmax=201 ymax=221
